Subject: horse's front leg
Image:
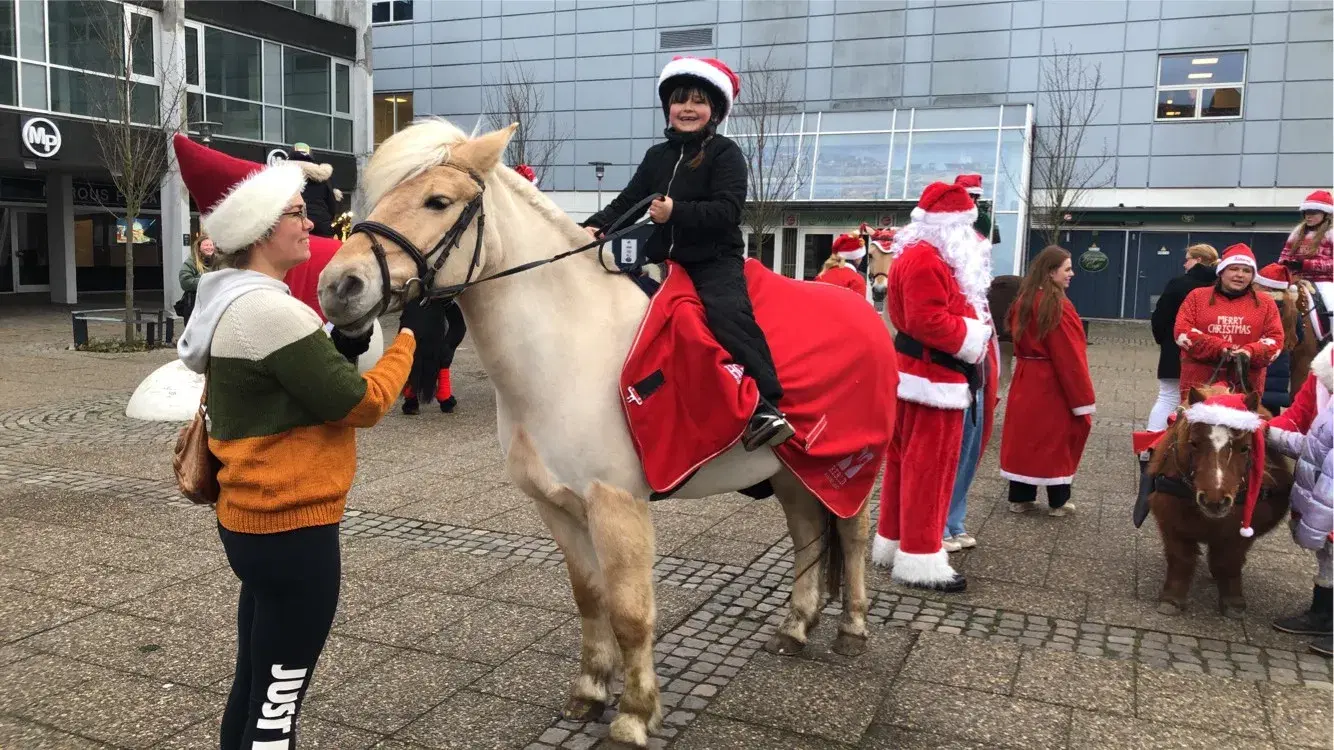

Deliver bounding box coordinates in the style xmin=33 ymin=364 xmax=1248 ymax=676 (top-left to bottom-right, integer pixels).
xmin=1156 ymin=527 xmax=1199 ymax=615
xmin=833 ymin=500 xmax=871 ymax=656
xmin=768 ymin=479 xmax=827 ymax=656
xmin=531 ymin=496 xmax=616 ymax=722
xmin=1208 ymin=539 xmax=1250 ymax=619
xmin=584 ymin=482 xmax=661 ymax=748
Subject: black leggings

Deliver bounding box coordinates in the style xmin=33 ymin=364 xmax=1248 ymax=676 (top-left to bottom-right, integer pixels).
xmin=682 ymin=253 xmax=783 ymax=404
xmin=218 ymin=523 xmax=340 ymax=750
xmin=1008 ymin=480 xmax=1072 ymax=509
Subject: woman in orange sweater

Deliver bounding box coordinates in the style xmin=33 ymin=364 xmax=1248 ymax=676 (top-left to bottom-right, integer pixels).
xmin=172 ymin=135 xmax=420 ymax=750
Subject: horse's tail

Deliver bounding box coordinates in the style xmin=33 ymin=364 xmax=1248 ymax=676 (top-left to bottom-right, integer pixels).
xmin=822 ymin=506 xmax=844 ymax=603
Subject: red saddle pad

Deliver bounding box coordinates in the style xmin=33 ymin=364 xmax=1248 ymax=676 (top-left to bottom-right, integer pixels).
xmin=282 ymin=235 xmax=343 ymax=323
xmin=620 ymin=259 xmax=898 ymax=518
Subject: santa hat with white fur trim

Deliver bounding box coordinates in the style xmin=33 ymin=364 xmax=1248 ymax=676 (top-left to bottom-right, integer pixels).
xmin=1300 ymin=190 xmax=1333 ymax=214
xmin=832 ymin=232 xmax=866 ymax=261
xmin=1256 ymin=262 xmax=1291 ymax=291
xmin=954 ymin=173 xmax=984 ymax=196
xmin=1215 ymin=243 xmax=1258 ymax=275
xmin=910 ymin=181 xmax=978 ymax=227
xmin=1183 ymin=392 xmax=1266 ymax=537
xmin=172 ymin=134 xmax=306 ymax=254
xmin=658 ymin=57 xmax=740 ymax=123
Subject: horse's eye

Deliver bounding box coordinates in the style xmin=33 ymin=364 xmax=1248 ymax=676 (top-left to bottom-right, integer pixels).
xmin=1236 ymin=443 xmax=1250 ymax=453
xmin=424 ymin=196 xmax=450 ymax=211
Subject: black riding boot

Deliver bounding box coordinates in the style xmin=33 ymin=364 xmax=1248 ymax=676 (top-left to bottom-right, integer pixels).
xmin=1273 ymin=584 xmax=1334 ymax=636
xmin=1133 ymin=458 xmax=1153 ymax=528
xmin=743 ymin=399 xmax=795 ymax=452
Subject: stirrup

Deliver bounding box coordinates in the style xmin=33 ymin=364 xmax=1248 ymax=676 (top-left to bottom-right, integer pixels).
xmin=743 ymin=411 xmax=795 ymax=451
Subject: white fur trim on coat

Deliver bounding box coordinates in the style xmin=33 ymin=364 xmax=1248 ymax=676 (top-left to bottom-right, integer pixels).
xmin=1301 ymin=199 xmax=1334 ymax=214
xmin=891 ymin=548 xmax=956 ymax=585
xmin=871 ymin=535 xmax=897 ymax=568
xmin=898 ymin=371 xmax=972 ymax=410
xmin=954 ymin=317 xmax=992 ymax=365
xmin=1185 ymin=402 xmax=1264 ymax=431
xmin=999 ymin=469 xmax=1075 ymax=486
xmin=1314 ymin=342 xmax=1333 ymax=393
xmin=202 ymin=162 xmax=306 ymax=253
xmin=1071 ymin=405 xmax=1096 ymax=416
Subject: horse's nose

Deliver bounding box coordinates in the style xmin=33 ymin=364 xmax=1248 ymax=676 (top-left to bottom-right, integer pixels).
xmin=1222 ymin=495 xmax=1235 ymax=506
xmin=334 ymin=274 xmax=365 ymax=300
xmin=1195 ymin=491 xmax=1206 ymax=504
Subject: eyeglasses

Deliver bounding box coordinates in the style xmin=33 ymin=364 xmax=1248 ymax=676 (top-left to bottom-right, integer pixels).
xmin=280 ymin=206 xmax=308 ymax=221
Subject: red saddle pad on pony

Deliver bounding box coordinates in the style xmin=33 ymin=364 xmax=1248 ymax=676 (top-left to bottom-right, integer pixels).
xmin=620 ymin=259 xmax=897 ymax=518
xmin=282 ymin=235 xmax=343 ymax=322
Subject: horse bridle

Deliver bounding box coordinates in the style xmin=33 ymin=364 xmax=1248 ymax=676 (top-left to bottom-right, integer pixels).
xmin=350 ymin=163 xmax=488 ymax=314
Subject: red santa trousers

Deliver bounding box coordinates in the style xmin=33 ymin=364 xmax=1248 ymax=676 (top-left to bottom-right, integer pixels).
xmin=876 ymin=399 xmax=964 ymax=584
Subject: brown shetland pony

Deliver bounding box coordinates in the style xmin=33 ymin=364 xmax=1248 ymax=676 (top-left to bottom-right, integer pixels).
xmin=1287 ymin=278 xmax=1325 ymax=400
xmin=1147 ymin=385 xmax=1293 ymax=617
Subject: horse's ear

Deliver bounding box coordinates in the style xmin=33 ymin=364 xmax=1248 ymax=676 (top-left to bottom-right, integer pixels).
xmin=1186 ymin=387 xmax=1207 ymax=405
xmin=454 ymin=123 xmax=518 ymax=173
xmin=1244 ymin=390 xmax=1260 ymax=413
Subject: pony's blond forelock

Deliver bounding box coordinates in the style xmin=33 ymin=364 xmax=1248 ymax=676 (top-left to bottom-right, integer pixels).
xmin=361 ymin=117 xmax=469 ymax=211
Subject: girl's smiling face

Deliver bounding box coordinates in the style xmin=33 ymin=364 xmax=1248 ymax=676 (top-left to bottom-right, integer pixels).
xmin=668 ymin=87 xmax=713 ymax=133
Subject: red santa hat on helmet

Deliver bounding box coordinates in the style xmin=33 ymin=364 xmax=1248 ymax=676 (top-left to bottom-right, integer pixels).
xmin=954 ymin=173 xmax=984 ymax=196
xmin=1183 ymin=392 xmax=1267 ymax=537
xmin=172 ymin=134 xmax=305 ymax=254
xmin=1300 ymin=190 xmax=1333 ymax=214
xmin=1256 ymin=262 xmax=1292 ymax=291
xmin=910 ymin=181 xmax=978 ymax=227
xmin=832 ymin=232 xmax=866 ymax=261
xmin=1215 ymin=243 xmax=1258 ymax=275
xmin=514 ymin=164 xmax=537 ymax=183
xmin=658 ymin=57 xmax=740 ymax=123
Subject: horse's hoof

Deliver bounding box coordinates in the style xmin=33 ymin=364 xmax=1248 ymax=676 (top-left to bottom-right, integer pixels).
xmin=1156 ymin=601 xmax=1183 ymax=616
xmin=764 ymin=632 xmax=806 ymax=656
xmin=1221 ymin=601 xmax=1247 ymax=619
xmin=832 ymin=631 xmax=869 ymax=657
xmin=562 ymin=697 xmax=606 ymax=722
xmin=608 ymin=713 xmax=649 ymax=748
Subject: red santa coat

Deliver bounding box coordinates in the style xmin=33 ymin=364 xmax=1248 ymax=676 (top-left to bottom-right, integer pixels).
xmin=281 ymin=235 xmax=343 ymax=322
xmin=1280 ymin=227 xmax=1333 ymax=283
xmin=815 ymin=264 xmax=868 ymax=298
xmin=1173 ymin=285 xmax=1283 ymax=397
xmin=999 ymin=294 xmax=1095 ymax=485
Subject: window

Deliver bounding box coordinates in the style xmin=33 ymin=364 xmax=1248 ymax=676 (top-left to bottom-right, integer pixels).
xmin=1156 ymin=51 xmax=1245 ymax=120
xmin=35 ymin=1 xmax=161 ymax=125
xmin=371 ymin=1 xmax=412 ymax=24
xmin=812 ymin=133 xmax=890 ymax=200
xmin=374 ymin=92 xmax=412 ymax=146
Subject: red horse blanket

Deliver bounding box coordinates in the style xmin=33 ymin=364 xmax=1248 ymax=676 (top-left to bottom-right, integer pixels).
xmin=620 ymin=259 xmax=897 ymax=518
xmin=282 ymin=235 xmax=343 ymax=322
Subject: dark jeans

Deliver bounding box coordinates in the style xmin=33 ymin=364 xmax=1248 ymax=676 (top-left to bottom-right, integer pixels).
xmin=218 ymin=522 xmax=340 ymax=750
xmin=681 ymin=253 xmax=783 ymax=404
xmin=1008 ymin=480 xmax=1072 ymax=509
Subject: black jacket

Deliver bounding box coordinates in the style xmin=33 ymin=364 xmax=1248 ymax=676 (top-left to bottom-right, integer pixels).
xmin=287 ymin=152 xmax=340 ymax=237
xmin=582 ymin=129 xmax=746 ymax=265
xmin=1151 ymin=263 xmax=1217 ymax=379
xmin=975 ymin=201 xmax=1002 ymax=244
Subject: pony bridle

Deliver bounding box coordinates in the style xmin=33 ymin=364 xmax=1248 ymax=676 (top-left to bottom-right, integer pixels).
xmin=349 ymin=163 xmax=487 ymax=313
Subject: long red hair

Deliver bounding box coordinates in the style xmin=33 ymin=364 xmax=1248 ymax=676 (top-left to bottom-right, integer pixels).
xmin=1011 ymin=246 xmax=1071 ymax=341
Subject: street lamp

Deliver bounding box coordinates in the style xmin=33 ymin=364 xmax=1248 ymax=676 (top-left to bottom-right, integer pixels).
xmin=588 ymin=161 xmax=611 ymax=212
xmin=190 ymin=120 xmax=221 ymax=144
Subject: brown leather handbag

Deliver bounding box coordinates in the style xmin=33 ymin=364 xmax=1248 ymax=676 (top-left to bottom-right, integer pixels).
xmin=173 ymin=377 xmax=221 ymax=505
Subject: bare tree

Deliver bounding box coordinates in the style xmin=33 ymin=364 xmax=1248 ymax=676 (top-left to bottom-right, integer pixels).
xmin=482 ymin=62 xmax=569 ymax=187
xmin=1027 ymin=47 xmax=1115 ymax=248
xmin=87 ymin=0 xmax=188 ymax=343
xmin=731 ymin=49 xmax=807 ymax=259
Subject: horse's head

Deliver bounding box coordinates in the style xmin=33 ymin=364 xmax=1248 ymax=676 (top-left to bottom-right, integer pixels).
xmin=865 ymin=227 xmax=896 ymax=301
xmin=1173 ymin=386 xmax=1264 ymax=519
xmin=319 ymin=120 xmax=517 ymax=333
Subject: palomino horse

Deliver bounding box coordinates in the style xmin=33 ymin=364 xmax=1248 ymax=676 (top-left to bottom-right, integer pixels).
xmin=316 ymin=121 xmax=879 ymax=747
xmin=1146 ymin=385 xmax=1292 ymax=617
xmin=1288 ymin=278 xmax=1326 ymax=400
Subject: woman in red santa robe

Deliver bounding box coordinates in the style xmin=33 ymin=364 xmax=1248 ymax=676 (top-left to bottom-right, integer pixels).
xmin=999 ymin=246 xmax=1096 ymax=515
xmin=874 ymin=182 xmax=998 ymax=592
xmin=815 ymin=231 xmax=869 ymax=298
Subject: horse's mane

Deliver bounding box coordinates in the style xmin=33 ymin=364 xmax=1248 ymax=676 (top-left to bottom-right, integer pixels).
xmin=490 ymin=165 xmax=593 ymax=248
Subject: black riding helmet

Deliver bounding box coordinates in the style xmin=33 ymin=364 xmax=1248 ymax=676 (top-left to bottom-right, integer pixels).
xmin=656 ymin=56 xmax=740 ymax=124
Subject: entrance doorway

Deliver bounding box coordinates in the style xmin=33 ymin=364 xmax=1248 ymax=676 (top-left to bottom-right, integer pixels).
xmin=0 ymin=208 xmax=50 ymax=293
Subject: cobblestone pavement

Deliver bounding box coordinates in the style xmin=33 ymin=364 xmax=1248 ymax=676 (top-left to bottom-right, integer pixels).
xmin=0 ymin=305 xmax=1330 ymax=750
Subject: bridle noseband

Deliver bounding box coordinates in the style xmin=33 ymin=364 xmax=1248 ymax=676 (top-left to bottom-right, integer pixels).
xmin=350 ymin=164 xmax=488 ymax=313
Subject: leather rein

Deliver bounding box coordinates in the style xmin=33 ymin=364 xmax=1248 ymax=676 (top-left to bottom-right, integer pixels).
xmin=349 ymin=163 xmax=660 ymax=314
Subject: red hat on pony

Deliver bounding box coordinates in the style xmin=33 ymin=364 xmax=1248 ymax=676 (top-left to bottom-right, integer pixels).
xmin=832 ymin=232 xmax=866 ymax=261
xmin=658 ymin=57 xmax=740 ymax=123
xmin=954 ymin=173 xmax=984 ymax=196
xmin=1183 ymin=393 xmax=1266 ymax=537
xmin=1300 ymin=190 xmax=1333 ymax=214
xmin=1215 ymin=243 xmax=1258 ymax=275
xmin=172 ymin=134 xmax=305 ymax=254
xmin=911 ymin=182 xmax=977 ymax=227
xmin=514 ymin=164 xmax=536 ymax=183
xmin=1256 ymin=262 xmax=1291 ymax=291
xmin=867 ymin=225 xmax=896 ymax=254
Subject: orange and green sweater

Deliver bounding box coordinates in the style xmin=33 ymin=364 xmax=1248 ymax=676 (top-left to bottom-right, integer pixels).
xmin=205 ymin=289 xmax=414 ymax=533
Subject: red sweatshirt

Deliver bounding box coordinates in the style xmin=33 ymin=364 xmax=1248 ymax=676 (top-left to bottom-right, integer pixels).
xmin=1173 ymin=284 xmax=1283 ymax=396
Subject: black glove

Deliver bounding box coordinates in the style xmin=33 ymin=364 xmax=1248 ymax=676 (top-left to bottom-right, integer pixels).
xmin=398 ymin=297 xmax=442 ymax=338
xmin=331 ymin=326 xmax=371 ymax=364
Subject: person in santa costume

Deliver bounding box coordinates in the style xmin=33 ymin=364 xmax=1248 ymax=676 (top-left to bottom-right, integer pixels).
xmin=1267 ymin=342 xmax=1333 ymax=657
xmin=815 ymin=231 xmax=869 ymax=298
xmin=1255 ymin=262 xmax=1298 ymax=415
xmin=999 ymin=246 xmax=1096 ymax=515
xmin=954 ymin=173 xmax=1000 ymax=245
xmin=1281 ymin=189 xmax=1334 ymax=340
xmin=874 ymin=181 xmax=999 ymax=591
xmin=1173 ymin=243 xmax=1284 ymax=397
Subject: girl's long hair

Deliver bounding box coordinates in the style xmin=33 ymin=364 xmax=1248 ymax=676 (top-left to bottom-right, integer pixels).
xmin=1011 ymin=245 xmax=1071 ymax=341
xmin=668 ymin=85 xmax=716 ymax=169
xmin=190 ymin=232 xmax=212 ymax=272
xmin=1290 ymin=213 xmax=1332 ymax=257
